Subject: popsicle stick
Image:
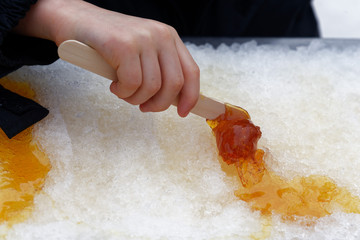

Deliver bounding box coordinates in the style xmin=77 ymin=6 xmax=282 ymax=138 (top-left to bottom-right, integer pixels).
xmin=58 ymin=40 xmax=225 ymax=120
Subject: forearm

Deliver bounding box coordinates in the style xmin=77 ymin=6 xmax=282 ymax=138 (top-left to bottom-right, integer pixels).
xmin=13 ymin=0 xmax=133 ymax=46
xmin=13 ymin=0 xmax=117 ymax=47
xmin=13 ymin=0 xmax=86 ymax=45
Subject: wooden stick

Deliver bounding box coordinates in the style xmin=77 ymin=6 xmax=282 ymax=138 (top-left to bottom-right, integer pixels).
xmin=58 ymin=40 xmax=226 ymax=120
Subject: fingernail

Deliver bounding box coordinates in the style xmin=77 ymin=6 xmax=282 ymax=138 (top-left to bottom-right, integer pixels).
xmin=139 ymin=104 xmax=149 ymax=113
xmin=179 ymin=109 xmax=190 ymax=118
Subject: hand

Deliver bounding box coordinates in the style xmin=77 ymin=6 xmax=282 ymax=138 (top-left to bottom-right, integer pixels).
xmin=15 ymin=0 xmax=200 ymax=117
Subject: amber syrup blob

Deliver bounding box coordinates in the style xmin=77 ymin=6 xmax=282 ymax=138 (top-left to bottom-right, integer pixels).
xmin=0 ymin=78 xmax=51 ymax=225
xmin=207 ymin=104 xmax=360 ymax=223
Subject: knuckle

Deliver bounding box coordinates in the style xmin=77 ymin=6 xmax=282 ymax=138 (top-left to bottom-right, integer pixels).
xmin=102 ymin=37 xmax=139 ymax=66
xmin=169 ymin=75 xmax=184 ymax=92
xmin=117 ymin=69 xmax=142 ymax=91
xmin=189 ymin=64 xmax=200 ymax=80
xmin=154 ymin=24 xmax=173 ymax=40
xmin=142 ymin=20 xmax=173 ymax=42
xmin=102 ymin=36 xmax=134 ymax=52
xmin=166 ymin=25 xmax=177 ymax=35
xmin=138 ymin=30 xmax=152 ymax=44
xmin=147 ymin=78 xmax=162 ymax=94
xmin=125 ymin=76 xmax=142 ymax=90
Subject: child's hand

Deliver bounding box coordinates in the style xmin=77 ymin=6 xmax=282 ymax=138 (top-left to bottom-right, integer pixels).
xmin=15 ymin=0 xmax=200 ymax=117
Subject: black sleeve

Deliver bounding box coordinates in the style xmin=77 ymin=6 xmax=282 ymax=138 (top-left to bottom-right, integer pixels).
xmin=0 ymin=84 xmax=49 ymax=138
xmin=0 ymin=0 xmax=53 ymax=138
xmin=0 ymin=0 xmax=58 ymax=79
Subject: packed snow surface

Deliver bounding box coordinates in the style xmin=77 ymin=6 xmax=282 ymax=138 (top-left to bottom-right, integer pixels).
xmin=2 ymin=39 xmax=360 ymax=239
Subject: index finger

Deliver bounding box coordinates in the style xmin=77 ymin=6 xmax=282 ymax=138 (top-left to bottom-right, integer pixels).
xmin=174 ymin=37 xmax=200 ymax=117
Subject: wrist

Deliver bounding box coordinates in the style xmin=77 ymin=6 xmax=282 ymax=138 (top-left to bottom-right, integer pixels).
xmin=14 ymin=0 xmax=88 ymax=46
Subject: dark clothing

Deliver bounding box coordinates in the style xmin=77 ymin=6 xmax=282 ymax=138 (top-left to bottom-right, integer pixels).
xmin=0 ymin=84 xmax=49 ymax=138
xmin=0 ymin=0 xmax=58 ymax=79
xmin=86 ymin=0 xmax=319 ymax=37
xmin=0 ymin=0 xmax=55 ymax=138
xmin=0 ymin=0 xmax=319 ymax=138
xmin=1 ymin=34 xmax=59 ymax=78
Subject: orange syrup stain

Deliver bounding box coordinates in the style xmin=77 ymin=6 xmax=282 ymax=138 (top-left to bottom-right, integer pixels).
xmin=207 ymin=104 xmax=360 ymax=225
xmin=0 ymin=78 xmax=50 ymax=225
